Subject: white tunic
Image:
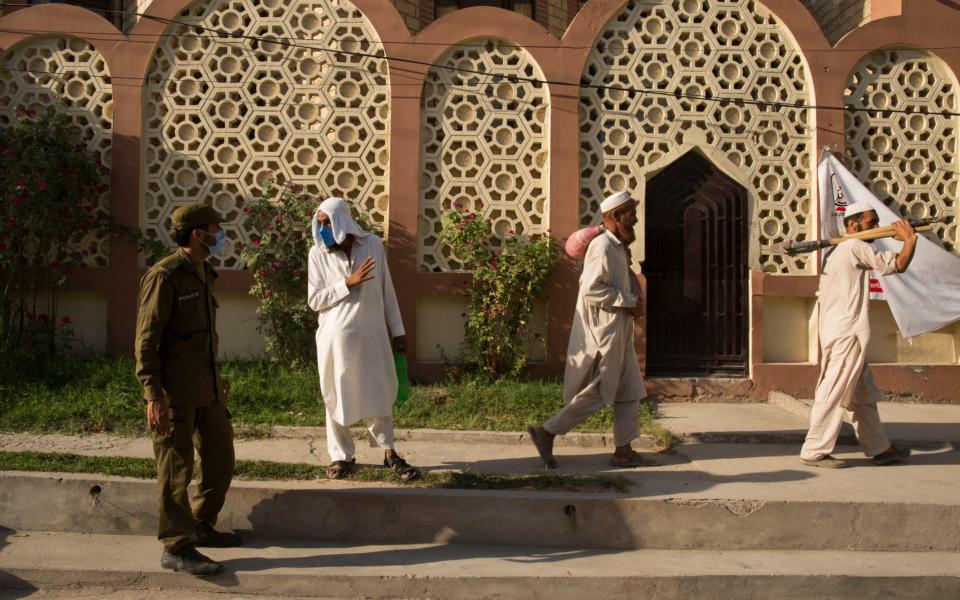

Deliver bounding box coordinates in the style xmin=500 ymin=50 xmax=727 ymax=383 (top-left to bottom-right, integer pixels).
xmin=307 ymin=234 xmax=405 ymax=427
xmin=817 ymin=239 xmax=898 ymax=407
xmin=563 ymin=231 xmax=647 ymax=405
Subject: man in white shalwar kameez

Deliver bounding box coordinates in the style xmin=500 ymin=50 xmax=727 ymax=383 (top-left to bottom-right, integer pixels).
xmin=307 ymin=197 xmax=418 ymax=480
xmin=528 ymin=191 xmax=648 ymax=469
xmin=800 ymin=202 xmax=917 ymax=468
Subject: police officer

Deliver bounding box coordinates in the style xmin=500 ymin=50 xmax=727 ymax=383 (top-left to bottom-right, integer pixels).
xmin=135 ymin=203 xmax=241 ymax=576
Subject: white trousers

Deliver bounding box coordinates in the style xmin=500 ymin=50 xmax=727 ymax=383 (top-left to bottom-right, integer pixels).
xmin=801 ymin=338 xmax=891 ymax=460
xmin=325 ymin=410 xmax=395 ymax=462
xmin=544 ymin=387 xmax=639 ymax=447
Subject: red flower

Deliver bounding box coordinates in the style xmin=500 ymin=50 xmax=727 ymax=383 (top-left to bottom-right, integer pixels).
xmin=265 ymin=224 xmax=274 ymax=232
xmin=476 ymin=201 xmax=484 ymax=209
xmin=490 ymin=262 xmax=498 ymax=270
xmin=453 ymin=202 xmax=463 ymax=209
xmin=456 ymin=224 xmax=463 ymax=231
xmin=252 ymin=239 xmax=261 ymax=247
xmin=61 ymin=315 xmax=72 ymax=325
xmin=243 ymin=207 xmax=253 ymax=215
xmin=50 ymin=260 xmax=61 ymax=268
xmin=11 ymin=196 xmax=21 ymax=205
xmin=4 ymin=149 xmax=13 ymax=158
xmin=264 ymin=290 xmax=273 ymax=298
xmin=38 ymin=182 xmax=47 ymax=191
xmin=15 ymin=178 xmax=25 ymax=187
xmin=6 ymin=218 xmax=17 ymax=228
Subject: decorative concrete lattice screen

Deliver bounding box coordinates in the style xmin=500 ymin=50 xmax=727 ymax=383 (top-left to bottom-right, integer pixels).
xmin=845 ymin=49 xmax=959 ymax=253
xmin=418 ymin=39 xmax=549 ymax=272
xmin=579 ymin=0 xmax=813 ymax=274
xmin=0 ymin=37 xmax=114 ymax=266
xmin=144 ymin=0 xmax=390 ymax=268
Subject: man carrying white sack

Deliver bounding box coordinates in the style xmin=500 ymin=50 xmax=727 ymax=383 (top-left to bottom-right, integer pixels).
xmin=528 ymin=191 xmax=648 ymax=469
xmin=308 ymin=197 xmax=418 ymax=481
xmin=801 ymin=201 xmax=917 ymax=468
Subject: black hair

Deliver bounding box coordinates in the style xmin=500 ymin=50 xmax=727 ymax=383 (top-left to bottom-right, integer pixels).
xmin=173 ymin=223 xmax=208 ymax=248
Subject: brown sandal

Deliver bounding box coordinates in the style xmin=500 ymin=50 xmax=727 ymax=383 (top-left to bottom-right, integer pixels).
xmin=384 ymin=456 xmax=419 ymax=481
xmin=325 ymin=459 xmax=356 ymax=479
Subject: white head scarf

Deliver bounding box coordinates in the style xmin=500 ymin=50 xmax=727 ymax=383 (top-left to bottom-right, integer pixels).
xmin=312 ymin=197 xmax=368 ymax=248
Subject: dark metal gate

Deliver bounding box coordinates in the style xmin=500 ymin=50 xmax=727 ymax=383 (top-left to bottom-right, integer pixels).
xmin=643 ymin=151 xmax=748 ymax=377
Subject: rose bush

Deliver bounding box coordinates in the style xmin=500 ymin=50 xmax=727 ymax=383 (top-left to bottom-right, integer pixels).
xmin=0 ymin=106 xmax=165 ymax=354
xmin=440 ymin=206 xmax=557 ymax=379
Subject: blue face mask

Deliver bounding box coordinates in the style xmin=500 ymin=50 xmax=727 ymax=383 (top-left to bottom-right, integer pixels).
xmin=205 ymin=229 xmax=226 ymax=256
xmin=319 ymin=224 xmax=337 ymax=248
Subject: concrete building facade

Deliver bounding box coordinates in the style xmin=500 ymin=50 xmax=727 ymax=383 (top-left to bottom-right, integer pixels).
xmin=0 ymin=0 xmax=958 ymax=400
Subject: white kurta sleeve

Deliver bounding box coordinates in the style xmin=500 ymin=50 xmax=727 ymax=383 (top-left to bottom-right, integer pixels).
xmin=378 ymin=240 xmax=405 ymax=338
xmin=850 ymin=240 xmax=898 ymax=276
xmin=307 ymin=246 xmax=350 ymax=312
xmin=581 ymin=242 xmax=636 ymax=310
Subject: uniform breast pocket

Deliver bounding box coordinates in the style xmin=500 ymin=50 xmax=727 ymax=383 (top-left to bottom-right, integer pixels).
xmin=173 ymin=292 xmax=206 ymax=333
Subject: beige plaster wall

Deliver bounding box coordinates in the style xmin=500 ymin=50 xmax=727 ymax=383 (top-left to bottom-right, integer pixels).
xmin=59 ymin=292 xmax=108 ymax=354
xmin=216 ymin=292 xmax=266 ymax=359
xmin=416 ymin=295 xmax=547 ymax=363
xmin=867 ymin=301 xmax=958 ymax=364
xmin=763 ymin=297 xmax=816 ymax=363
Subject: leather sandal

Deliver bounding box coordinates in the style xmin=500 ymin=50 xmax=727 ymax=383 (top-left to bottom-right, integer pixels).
xmin=325 ymin=458 xmax=356 ymax=479
xmin=384 ymin=455 xmax=419 ymax=481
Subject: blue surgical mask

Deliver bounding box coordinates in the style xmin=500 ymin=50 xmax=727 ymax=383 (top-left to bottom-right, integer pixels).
xmin=205 ymin=229 xmax=226 ymax=256
xmin=319 ymin=224 xmax=337 ymax=248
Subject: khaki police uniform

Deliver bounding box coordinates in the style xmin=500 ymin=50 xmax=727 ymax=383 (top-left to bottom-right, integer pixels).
xmin=134 ymin=206 xmax=234 ymax=553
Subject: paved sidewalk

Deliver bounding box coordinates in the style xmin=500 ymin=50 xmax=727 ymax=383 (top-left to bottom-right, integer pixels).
xmin=3 ymin=402 xmax=960 ymax=504
xmin=1 ymin=531 xmax=958 ymax=600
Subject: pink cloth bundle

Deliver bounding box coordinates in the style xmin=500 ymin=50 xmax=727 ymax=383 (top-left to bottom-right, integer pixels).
xmin=563 ymin=225 xmax=603 ymax=261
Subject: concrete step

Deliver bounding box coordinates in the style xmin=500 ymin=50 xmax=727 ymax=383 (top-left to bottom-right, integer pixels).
xmin=3 ymin=470 xmax=960 ymax=553
xmin=1 ymin=531 xmax=958 ymax=600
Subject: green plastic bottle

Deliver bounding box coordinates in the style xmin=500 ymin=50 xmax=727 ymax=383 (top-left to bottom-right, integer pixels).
xmin=394 ymin=352 xmax=409 ymax=405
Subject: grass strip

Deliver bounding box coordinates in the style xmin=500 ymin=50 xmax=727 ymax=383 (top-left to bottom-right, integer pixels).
xmin=0 ymin=450 xmax=631 ymax=493
xmin=0 ymin=354 xmax=676 ymax=448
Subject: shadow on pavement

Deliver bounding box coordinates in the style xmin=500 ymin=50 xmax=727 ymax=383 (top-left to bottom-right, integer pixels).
xmin=221 ymin=541 xmax=617 ymax=573
xmin=0 ymin=527 xmax=37 ymax=599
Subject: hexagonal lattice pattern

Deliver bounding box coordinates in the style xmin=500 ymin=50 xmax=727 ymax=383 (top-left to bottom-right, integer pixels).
xmin=579 ymin=0 xmax=813 ymax=274
xmin=845 ymin=49 xmax=959 ymax=253
xmin=144 ymin=0 xmax=389 ymax=268
xmin=0 ymin=37 xmax=113 ymax=266
xmin=417 ymin=39 xmax=549 ymax=272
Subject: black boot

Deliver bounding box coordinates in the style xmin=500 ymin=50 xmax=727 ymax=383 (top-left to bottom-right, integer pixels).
xmin=160 ymin=546 xmax=223 ymax=576
xmin=193 ymin=521 xmax=243 ymax=548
